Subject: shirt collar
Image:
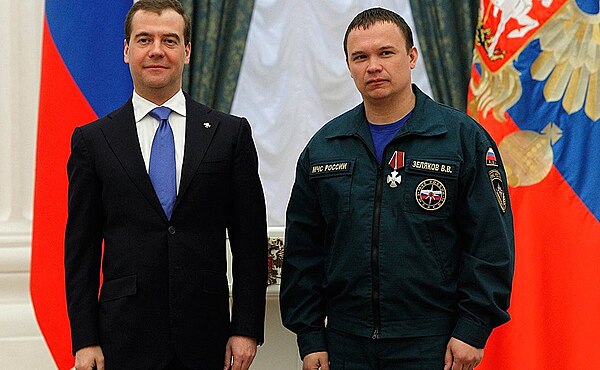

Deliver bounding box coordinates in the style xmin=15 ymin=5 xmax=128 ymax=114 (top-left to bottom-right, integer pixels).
xmin=132 ymin=90 xmax=187 ymax=122
xmin=324 ymin=85 xmax=447 ymax=139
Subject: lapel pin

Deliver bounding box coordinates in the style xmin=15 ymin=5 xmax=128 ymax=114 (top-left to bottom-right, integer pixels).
xmin=203 ymin=122 xmax=211 ymax=129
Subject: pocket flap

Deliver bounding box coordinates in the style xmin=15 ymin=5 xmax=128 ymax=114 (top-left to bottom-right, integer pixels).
xmin=99 ymin=274 xmax=137 ymax=302
xmin=197 ymin=160 xmax=229 ymax=173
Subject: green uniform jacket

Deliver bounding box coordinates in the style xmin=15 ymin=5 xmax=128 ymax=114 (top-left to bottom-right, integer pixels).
xmin=280 ymin=86 xmax=514 ymax=358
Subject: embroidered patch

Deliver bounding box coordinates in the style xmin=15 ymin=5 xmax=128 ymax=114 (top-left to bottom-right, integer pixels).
xmin=309 ymin=161 xmax=353 ymax=178
xmin=488 ymin=169 xmax=507 ymax=213
xmin=486 ymin=147 xmax=498 ymax=167
xmin=409 ymin=159 xmax=455 ymax=176
xmin=415 ymin=179 xmax=447 ymax=211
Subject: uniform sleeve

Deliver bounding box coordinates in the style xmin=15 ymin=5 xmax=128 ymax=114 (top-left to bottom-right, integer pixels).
xmin=452 ymin=130 xmax=515 ymax=349
xmin=280 ymin=148 xmax=328 ymax=359
xmin=227 ymin=118 xmax=268 ymax=344
xmin=64 ymin=127 xmax=104 ymax=354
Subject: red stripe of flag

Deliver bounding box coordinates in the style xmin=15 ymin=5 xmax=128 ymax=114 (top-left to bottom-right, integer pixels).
xmin=469 ymin=1 xmax=600 ymax=367
xmin=471 ymin=77 xmax=600 ymax=367
xmin=30 ymin=16 xmax=97 ymax=369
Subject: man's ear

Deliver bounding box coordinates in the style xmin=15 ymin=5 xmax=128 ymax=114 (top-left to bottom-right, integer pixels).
xmin=184 ymin=42 xmax=191 ymax=64
xmin=409 ymin=46 xmax=418 ymax=69
xmin=124 ymin=39 xmax=130 ymax=64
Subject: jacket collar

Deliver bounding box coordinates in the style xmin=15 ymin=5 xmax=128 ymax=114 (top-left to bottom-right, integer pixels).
xmin=100 ymin=93 xmax=217 ymax=221
xmin=101 ymin=98 xmax=168 ymax=218
xmin=175 ymin=92 xmax=218 ymax=213
xmin=325 ymin=84 xmax=448 ymax=140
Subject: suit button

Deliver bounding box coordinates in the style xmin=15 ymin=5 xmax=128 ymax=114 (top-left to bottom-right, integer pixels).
xmin=168 ymin=226 xmax=176 ymax=234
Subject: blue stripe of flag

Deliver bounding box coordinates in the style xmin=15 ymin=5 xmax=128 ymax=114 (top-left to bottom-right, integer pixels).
xmin=45 ymin=1 xmax=133 ymax=117
xmin=510 ymin=38 xmax=600 ymax=221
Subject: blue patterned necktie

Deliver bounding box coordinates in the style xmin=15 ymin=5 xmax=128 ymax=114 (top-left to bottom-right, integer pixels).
xmin=148 ymin=106 xmax=176 ymax=219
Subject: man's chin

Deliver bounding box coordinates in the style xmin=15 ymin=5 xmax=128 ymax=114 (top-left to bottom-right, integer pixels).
xmin=365 ymin=91 xmax=391 ymax=101
xmin=142 ymin=79 xmax=169 ymax=90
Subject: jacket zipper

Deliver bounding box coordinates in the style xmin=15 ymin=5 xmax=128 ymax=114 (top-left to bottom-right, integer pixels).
xmin=355 ymin=132 xmax=398 ymax=340
xmin=371 ymin=165 xmax=384 ymax=340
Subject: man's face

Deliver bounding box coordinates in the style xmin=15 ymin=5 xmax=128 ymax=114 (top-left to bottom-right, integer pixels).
xmin=124 ymin=9 xmax=190 ymax=104
xmin=346 ymin=21 xmax=417 ymax=105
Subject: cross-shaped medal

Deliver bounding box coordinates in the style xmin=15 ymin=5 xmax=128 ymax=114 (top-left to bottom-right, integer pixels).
xmin=387 ymin=170 xmax=401 ymax=188
xmin=387 ymin=151 xmax=405 ymax=188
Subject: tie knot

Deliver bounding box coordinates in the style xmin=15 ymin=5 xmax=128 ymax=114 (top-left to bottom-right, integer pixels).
xmin=149 ymin=106 xmax=172 ymax=121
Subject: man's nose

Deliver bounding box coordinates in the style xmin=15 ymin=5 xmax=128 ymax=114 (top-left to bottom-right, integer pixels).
xmin=149 ymin=41 xmax=165 ymax=57
xmin=366 ymin=58 xmax=383 ymax=73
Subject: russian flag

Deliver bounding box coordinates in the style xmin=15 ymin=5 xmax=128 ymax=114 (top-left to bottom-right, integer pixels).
xmin=30 ymin=2 xmax=132 ymax=368
xmin=420 ymin=191 xmax=442 ymax=201
xmin=485 ymin=147 xmax=496 ymax=163
xmin=469 ymin=0 xmax=600 ymax=368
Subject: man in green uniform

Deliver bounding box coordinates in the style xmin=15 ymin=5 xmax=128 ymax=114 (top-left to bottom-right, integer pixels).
xmin=280 ymin=7 xmax=514 ymax=370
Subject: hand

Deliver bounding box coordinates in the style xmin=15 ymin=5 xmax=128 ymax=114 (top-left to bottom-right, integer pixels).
xmin=303 ymin=351 xmax=329 ymax=370
xmin=72 ymin=345 xmax=104 ymax=370
xmin=224 ymin=335 xmax=257 ymax=370
xmin=444 ymin=337 xmax=483 ymax=370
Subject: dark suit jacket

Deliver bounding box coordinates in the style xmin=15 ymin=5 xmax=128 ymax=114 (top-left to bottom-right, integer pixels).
xmin=65 ymin=94 xmax=268 ymax=370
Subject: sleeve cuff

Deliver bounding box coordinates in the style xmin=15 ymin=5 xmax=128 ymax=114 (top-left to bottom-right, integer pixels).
xmin=451 ymin=316 xmax=493 ymax=349
xmin=297 ymin=329 xmax=328 ymax=359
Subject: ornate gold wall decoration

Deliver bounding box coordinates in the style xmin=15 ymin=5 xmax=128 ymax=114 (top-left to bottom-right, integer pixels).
xmin=530 ymin=2 xmax=600 ymax=121
xmin=499 ymin=122 xmax=563 ymax=186
xmin=267 ymin=237 xmax=284 ymax=285
xmin=470 ymin=51 xmax=523 ymax=122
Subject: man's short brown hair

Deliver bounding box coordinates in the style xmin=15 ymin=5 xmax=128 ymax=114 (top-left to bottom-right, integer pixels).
xmin=343 ymin=7 xmax=414 ymax=60
xmin=124 ymin=0 xmax=191 ymax=45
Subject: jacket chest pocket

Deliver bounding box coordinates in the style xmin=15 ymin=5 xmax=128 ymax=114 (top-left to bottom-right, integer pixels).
xmin=193 ymin=159 xmax=229 ymax=192
xmin=197 ymin=159 xmax=229 ymax=174
xmin=402 ymin=158 xmax=460 ymax=217
xmin=309 ymin=159 xmax=355 ymax=216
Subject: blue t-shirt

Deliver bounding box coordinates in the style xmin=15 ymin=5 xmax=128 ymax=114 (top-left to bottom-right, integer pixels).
xmin=369 ymin=111 xmax=413 ymax=165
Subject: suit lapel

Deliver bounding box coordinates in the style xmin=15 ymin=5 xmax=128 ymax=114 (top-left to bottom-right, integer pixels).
xmin=174 ymin=96 xmax=219 ymax=213
xmin=100 ymin=99 xmax=167 ymax=220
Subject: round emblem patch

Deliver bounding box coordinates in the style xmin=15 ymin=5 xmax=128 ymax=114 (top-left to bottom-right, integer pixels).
xmin=415 ymin=179 xmax=447 ymax=211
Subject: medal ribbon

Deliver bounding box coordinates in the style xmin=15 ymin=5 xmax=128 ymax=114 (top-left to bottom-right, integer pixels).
xmin=388 ymin=151 xmax=405 ymax=170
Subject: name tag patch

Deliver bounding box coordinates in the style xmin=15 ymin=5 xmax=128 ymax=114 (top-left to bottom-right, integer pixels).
xmin=408 ymin=159 xmax=456 ymax=176
xmin=310 ymin=160 xmax=353 ymax=178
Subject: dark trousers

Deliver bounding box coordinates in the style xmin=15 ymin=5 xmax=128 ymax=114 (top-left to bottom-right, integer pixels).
xmin=161 ymin=356 xmax=197 ymax=370
xmin=326 ymin=328 xmax=450 ymax=370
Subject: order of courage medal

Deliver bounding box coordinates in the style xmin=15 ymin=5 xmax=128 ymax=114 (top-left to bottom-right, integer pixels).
xmin=386 ymin=151 xmax=404 ymax=188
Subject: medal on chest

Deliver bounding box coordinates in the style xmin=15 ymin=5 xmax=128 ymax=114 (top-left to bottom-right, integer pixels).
xmin=386 ymin=151 xmax=404 ymax=188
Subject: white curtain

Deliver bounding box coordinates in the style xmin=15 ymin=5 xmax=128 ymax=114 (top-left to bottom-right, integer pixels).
xmin=231 ymin=0 xmax=433 ymax=227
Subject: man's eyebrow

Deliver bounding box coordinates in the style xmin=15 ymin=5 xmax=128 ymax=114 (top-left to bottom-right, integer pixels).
xmin=162 ymin=32 xmax=181 ymax=41
xmin=350 ymin=45 xmax=396 ymax=56
xmin=133 ymin=32 xmax=181 ymax=42
xmin=133 ymin=31 xmax=151 ymax=39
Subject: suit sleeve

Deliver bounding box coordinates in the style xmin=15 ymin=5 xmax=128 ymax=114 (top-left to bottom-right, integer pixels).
xmin=226 ymin=118 xmax=268 ymax=343
xmin=279 ymin=148 xmax=328 ymax=359
xmin=452 ymin=129 xmax=515 ymax=348
xmin=65 ymin=127 xmax=104 ymax=354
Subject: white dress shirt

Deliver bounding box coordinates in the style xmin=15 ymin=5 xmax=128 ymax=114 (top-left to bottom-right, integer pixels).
xmin=133 ymin=90 xmax=186 ymax=193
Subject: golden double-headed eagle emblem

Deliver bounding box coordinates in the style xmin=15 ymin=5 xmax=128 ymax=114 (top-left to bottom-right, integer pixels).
xmin=469 ymin=1 xmax=599 ymax=187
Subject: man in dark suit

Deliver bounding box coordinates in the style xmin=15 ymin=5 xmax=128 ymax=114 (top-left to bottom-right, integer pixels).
xmin=64 ymin=1 xmax=268 ymax=369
